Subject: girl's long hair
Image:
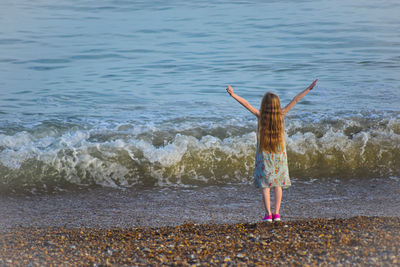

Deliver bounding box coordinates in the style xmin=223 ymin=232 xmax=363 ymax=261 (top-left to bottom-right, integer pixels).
xmin=258 ymin=92 xmax=285 ymax=153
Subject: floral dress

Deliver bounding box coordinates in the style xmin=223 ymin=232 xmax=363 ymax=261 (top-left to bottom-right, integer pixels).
xmin=253 ymin=143 xmax=291 ymax=189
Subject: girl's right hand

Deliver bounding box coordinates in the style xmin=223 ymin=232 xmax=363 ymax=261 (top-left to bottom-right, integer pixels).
xmin=308 ymin=79 xmax=318 ymax=90
xmin=226 ymin=85 xmax=234 ymax=95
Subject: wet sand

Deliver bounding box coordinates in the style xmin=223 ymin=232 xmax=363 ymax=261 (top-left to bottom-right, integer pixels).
xmin=1 ymin=178 xmax=399 ymax=229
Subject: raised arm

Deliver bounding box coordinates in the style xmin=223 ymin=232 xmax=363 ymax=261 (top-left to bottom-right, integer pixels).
xmin=226 ymin=85 xmax=260 ymax=117
xmin=282 ymin=79 xmax=318 ymax=115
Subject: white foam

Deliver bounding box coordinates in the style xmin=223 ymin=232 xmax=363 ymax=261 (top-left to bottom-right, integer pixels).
xmin=0 ymin=114 xmax=399 ymax=190
xmin=132 ymin=134 xmax=195 ymax=167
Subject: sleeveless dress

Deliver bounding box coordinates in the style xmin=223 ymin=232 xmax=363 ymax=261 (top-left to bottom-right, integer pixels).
xmin=253 ymin=142 xmax=291 ymax=189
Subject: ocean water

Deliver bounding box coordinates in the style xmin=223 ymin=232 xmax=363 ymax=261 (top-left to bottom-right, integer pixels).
xmin=0 ymin=0 xmax=400 ymax=193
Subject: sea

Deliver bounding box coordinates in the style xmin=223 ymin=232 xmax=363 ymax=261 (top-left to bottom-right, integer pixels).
xmin=0 ymin=0 xmax=399 ymax=227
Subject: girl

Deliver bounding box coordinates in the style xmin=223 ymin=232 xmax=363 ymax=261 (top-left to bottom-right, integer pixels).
xmin=226 ymin=79 xmax=318 ymax=222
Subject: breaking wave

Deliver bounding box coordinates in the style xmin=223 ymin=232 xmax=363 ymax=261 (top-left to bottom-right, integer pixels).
xmin=0 ymin=111 xmax=399 ymax=192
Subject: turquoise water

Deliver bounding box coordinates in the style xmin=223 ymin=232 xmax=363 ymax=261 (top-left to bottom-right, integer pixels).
xmin=0 ymin=0 xmax=399 ymax=192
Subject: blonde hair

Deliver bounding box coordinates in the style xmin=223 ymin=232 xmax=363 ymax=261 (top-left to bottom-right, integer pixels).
xmin=258 ymin=92 xmax=285 ymax=153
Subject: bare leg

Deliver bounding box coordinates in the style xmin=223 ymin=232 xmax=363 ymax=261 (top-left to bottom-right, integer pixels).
xmin=274 ymin=186 xmax=282 ymax=214
xmin=262 ymin=188 xmax=272 ymax=215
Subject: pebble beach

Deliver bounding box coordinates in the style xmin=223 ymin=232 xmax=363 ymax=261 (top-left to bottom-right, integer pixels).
xmin=1 ymin=0 xmax=400 ymax=266
xmin=1 ymin=180 xmax=400 ymax=265
xmin=1 ymin=216 xmax=399 ymax=266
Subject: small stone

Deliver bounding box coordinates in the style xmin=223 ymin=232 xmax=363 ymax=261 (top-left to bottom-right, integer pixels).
xmin=142 ymin=247 xmax=151 ymax=253
xmin=236 ymin=253 xmax=246 ymax=259
xmin=328 ymin=257 xmax=336 ymax=262
xmin=298 ymin=250 xmax=307 ymax=256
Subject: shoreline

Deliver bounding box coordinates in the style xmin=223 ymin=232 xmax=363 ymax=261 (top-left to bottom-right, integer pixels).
xmin=1 ymin=216 xmax=399 ymax=266
xmin=1 ymin=178 xmax=399 ymax=229
xmin=1 ymin=178 xmax=399 ymax=265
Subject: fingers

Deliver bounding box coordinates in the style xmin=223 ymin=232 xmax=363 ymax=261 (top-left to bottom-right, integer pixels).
xmin=226 ymin=85 xmax=233 ymax=94
xmin=309 ymin=79 xmax=318 ymax=90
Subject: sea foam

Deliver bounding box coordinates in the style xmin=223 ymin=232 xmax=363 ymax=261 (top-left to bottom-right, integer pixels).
xmin=0 ymin=112 xmax=399 ymax=192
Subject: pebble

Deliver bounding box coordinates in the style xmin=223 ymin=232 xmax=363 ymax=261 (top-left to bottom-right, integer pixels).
xmin=236 ymin=253 xmax=246 ymax=259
